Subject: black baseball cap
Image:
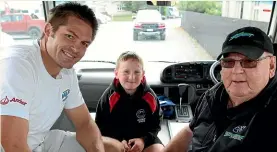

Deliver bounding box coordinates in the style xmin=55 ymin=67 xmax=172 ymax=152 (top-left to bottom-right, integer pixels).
xmin=217 ymin=26 xmax=274 ymax=60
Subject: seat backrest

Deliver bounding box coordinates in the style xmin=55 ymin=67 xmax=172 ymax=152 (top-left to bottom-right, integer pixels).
xmin=50 ymin=110 xmax=76 ymax=132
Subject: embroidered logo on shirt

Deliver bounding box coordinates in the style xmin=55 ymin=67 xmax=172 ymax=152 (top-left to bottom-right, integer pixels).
xmin=224 ymin=131 xmax=245 ymax=141
xmin=0 ymin=96 xmax=27 ymax=106
xmin=224 ymin=125 xmax=247 ymax=141
xmin=62 ymin=89 xmax=70 ymax=102
xmin=232 ymin=125 xmax=246 ymax=133
xmin=136 ymin=109 xmax=146 ymax=123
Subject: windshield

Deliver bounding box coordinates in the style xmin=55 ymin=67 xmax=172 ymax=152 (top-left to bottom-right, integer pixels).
xmin=0 ymin=1 xmax=273 ymax=63
xmin=136 ymin=10 xmax=163 ymax=21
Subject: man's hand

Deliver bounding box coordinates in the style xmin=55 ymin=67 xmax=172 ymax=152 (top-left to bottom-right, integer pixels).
xmin=163 ymin=125 xmax=193 ymax=152
xmin=128 ymin=138 xmax=144 ymax=152
xmin=122 ymin=140 xmax=130 ymax=152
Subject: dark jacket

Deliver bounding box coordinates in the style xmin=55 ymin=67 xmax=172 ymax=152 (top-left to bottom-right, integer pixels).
xmin=189 ymin=76 xmax=277 ymax=152
xmin=95 ymin=77 xmax=163 ymax=144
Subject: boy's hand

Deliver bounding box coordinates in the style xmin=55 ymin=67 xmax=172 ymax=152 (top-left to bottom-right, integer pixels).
xmin=122 ymin=140 xmax=130 ymax=152
xmin=128 ymin=138 xmax=144 ymax=152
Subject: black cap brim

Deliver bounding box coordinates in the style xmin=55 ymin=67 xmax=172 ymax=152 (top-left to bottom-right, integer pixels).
xmin=217 ymin=45 xmax=264 ymax=60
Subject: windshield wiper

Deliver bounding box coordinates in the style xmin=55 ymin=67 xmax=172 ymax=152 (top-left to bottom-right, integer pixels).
xmin=148 ymin=60 xmax=178 ymax=63
xmin=79 ymin=60 xmax=116 ymax=64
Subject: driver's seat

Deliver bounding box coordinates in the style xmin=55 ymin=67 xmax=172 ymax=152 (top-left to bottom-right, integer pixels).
xmin=274 ymin=43 xmax=277 ymax=75
xmin=273 ymin=43 xmax=277 ymax=56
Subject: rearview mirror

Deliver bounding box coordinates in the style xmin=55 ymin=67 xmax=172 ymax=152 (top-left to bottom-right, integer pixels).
xmin=147 ymin=1 xmax=171 ymax=6
xmin=162 ymin=16 xmax=166 ymax=20
xmin=132 ymin=16 xmax=136 ymax=20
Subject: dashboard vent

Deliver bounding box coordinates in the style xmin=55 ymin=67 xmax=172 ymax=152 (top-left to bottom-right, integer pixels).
xmin=164 ymin=68 xmax=172 ymax=80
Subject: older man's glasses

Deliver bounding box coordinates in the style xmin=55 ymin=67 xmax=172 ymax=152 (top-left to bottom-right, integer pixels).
xmin=220 ymin=56 xmax=272 ymax=68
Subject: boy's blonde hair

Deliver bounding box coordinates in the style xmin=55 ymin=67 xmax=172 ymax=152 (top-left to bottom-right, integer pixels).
xmin=116 ymin=51 xmax=144 ymax=69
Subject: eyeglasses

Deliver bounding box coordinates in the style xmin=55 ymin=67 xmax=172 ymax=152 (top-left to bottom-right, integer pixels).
xmin=220 ymin=56 xmax=272 ymax=68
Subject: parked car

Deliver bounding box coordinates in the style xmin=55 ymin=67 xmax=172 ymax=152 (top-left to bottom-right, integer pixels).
xmin=133 ymin=9 xmax=166 ymax=41
xmin=165 ymin=7 xmax=181 ymax=19
xmin=0 ymin=13 xmax=45 ymax=39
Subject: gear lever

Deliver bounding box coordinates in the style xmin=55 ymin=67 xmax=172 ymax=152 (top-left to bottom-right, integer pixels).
xmin=178 ymin=83 xmax=189 ymax=108
xmin=176 ymin=83 xmax=193 ymax=122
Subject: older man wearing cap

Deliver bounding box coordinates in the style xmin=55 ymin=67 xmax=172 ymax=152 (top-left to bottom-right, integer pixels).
xmin=163 ymin=26 xmax=277 ymax=152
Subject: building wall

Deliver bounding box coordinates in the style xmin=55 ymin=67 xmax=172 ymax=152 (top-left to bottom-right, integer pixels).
xmin=221 ymin=1 xmax=272 ymax=22
xmin=82 ymin=1 xmax=121 ymax=15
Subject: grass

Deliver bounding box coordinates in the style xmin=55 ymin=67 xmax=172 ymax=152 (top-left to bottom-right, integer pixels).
xmin=112 ymin=14 xmax=132 ymax=21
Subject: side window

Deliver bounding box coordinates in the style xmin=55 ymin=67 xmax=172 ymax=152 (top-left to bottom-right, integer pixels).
xmin=1 ymin=16 xmax=12 ymax=22
xmin=30 ymin=14 xmax=39 ymax=19
xmin=21 ymin=10 xmax=28 ymax=13
xmin=11 ymin=15 xmax=23 ymax=22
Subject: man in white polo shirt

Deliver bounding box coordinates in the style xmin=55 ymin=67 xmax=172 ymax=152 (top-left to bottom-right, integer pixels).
xmin=0 ymin=2 xmax=104 ymax=152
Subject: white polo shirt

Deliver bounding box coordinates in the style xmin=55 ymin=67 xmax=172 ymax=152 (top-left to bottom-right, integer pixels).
xmin=0 ymin=41 xmax=84 ymax=150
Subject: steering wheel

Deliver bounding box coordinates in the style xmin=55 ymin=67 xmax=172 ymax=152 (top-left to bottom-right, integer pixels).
xmin=209 ymin=61 xmax=221 ymax=84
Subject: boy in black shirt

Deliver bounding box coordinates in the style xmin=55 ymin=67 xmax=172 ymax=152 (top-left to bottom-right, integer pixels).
xmin=95 ymin=51 xmax=164 ymax=152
